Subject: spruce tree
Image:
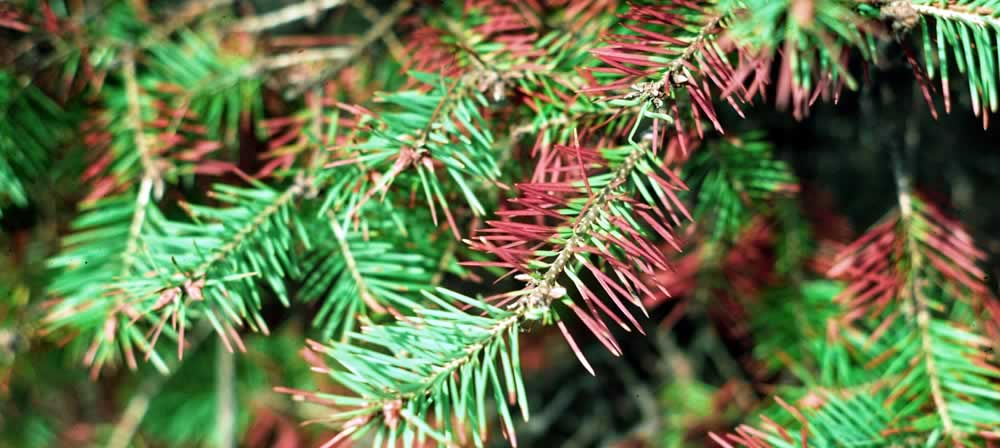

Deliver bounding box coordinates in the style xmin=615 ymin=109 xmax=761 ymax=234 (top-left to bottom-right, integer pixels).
xmin=2 ymin=0 xmax=999 ymax=447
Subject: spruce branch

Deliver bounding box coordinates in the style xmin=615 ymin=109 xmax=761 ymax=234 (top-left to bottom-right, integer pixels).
xmin=299 ymin=201 xmax=443 ymax=340
xmin=76 ymin=31 xmax=249 ymax=198
xmin=590 ymin=5 xmax=735 ymax=90
xmin=711 ymin=388 xmax=898 ymax=447
xmin=334 ymin=69 xmax=501 ymax=236
xmin=145 ymin=31 xmax=263 ymax=143
xmin=895 ymin=0 xmax=1000 ymax=119
xmin=521 ymin=146 xmax=645 ymax=308
xmin=469 ymin=136 xmax=691 ymax=372
xmin=908 ymin=1 xmax=1000 ymax=29
xmin=73 ymin=181 xmax=314 ymax=365
xmin=184 ymin=183 xmax=304 ymax=279
xmin=109 ymin=87 xmax=341 ymax=355
xmin=283 ymin=289 xmax=528 ymax=448
xmin=683 ymin=133 xmax=799 ymax=242
xmin=891 ymin=149 xmax=957 ymax=438
xmin=824 ymin=175 xmax=1000 ymax=441
xmin=122 ymin=49 xmax=162 ymax=244
xmin=45 ymin=192 xmax=173 ymax=375
xmin=292 ymin=142 xmax=677 ymax=447
xmin=329 ymin=213 xmax=384 ymax=315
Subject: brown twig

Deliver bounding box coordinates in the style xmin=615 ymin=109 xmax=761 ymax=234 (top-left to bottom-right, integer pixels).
xmin=234 ymin=0 xmax=348 ymax=32
xmin=284 ymin=0 xmax=413 ymax=99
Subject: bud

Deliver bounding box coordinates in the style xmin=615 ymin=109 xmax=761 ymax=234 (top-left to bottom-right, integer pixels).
xmin=670 ymin=71 xmax=689 ymax=86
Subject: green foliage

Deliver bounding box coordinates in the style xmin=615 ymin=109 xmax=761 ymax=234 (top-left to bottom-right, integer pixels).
xmin=734 ymin=195 xmax=1000 ymax=446
xmin=771 ymin=198 xmax=815 ymax=276
xmin=749 ymin=280 xmax=865 ymax=387
xmin=351 ymin=71 xmax=500 ymax=221
xmin=722 ymin=0 xmax=870 ymax=95
xmin=683 ymin=133 xmax=797 ymax=242
xmin=145 ymin=30 xmax=263 ymax=142
xmin=513 ymin=15 xmax=623 ymax=148
xmin=298 ymin=205 xmax=444 ymax=340
xmin=715 ymin=392 xmax=900 ymax=447
xmin=45 ymin=190 xmax=172 ymax=373
xmin=134 ymin=182 xmax=309 ymax=349
xmin=35 ymin=1 xmax=147 ymax=92
xmin=908 ymin=0 xmax=1000 ymax=115
xmin=10 ymin=1 xmax=1000 ymax=447
xmin=837 ymin=197 xmax=1000 ymax=439
xmin=0 ymin=71 xmax=69 ymax=212
xmin=94 ymin=31 xmax=260 ymax=189
xmin=304 ymin=288 xmax=526 ymax=448
xmin=47 ymin=180 xmax=304 ymax=370
xmin=140 ymin=328 xmax=315 ymax=446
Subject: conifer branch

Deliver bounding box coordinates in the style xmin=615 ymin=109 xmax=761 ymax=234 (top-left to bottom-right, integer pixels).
xmin=892 ymin=151 xmax=956 ymax=437
xmin=290 ymin=288 xmax=528 ymax=447
xmin=822 ymin=156 xmax=1000 ymax=440
xmin=355 ymin=138 xmax=642 ymax=402
xmin=122 ymin=51 xmax=161 ymax=189
xmin=123 ymin=178 xmax=154 ymax=278
xmin=336 ymin=69 xmax=500 ymax=230
xmin=889 ymin=0 xmax=1000 ymax=119
xmin=329 ymin=213 xmax=383 ymax=314
xmin=21 ymin=2 xmax=1000 ymax=447
xmin=399 ymin=314 xmax=520 ymax=403
xmin=909 ymin=2 xmax=1000 ymax=29
xmin=0 ymin=70 xmax=68 ymax=211
xmin=97 ymin=181 xmax=314 ymax=361
xmin=185 ymin=183 xmax=304 ymax=279
xmin=588 ymin=2 xmax=750 ymax=136
xmin=524 ymin=146 xmax=645 ymax=308
xmin=663 ymin=14 xmax=727 ymax=84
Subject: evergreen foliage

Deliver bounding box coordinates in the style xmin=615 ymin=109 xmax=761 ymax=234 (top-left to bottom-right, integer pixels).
xmin=2 ymin=1 xmax=1000 ymax=447
xmin=0 ymin=70 xmax=70 ymax=213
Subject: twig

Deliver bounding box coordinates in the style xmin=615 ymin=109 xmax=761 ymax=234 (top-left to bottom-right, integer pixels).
xmin=120 ymin=52 xmax=160 ymax=276
xmin=234 ymin=0 xmax=348 ymax=32
xmin=285 ymin=0 xmax=413 ymax=99
xmin=526 ymin=146 xmax=646 ymax=307
xmin=122 ymin=51 xmax=160 ymax=188
xmin=662 ymin=14 xmax=726 ymax=83
xmin=187 ymin=185 xmax=303 ymax=277
xmin=891 ymin=112 xmax=959 ymax=439
xmin=107 ymin=323 xmax=214 ymax=448
xmin=431 ymin=238 xmax=458 ymax=286
xmin=247 ymin=46 xmax=353 ymax=73
xmin=348 ymin=0 xmax=407 ymax=63
xmin=910 ymin=2 xmax=1000 ymax=29
xmin=140 ymin=0 xmax=235 ymax=47
xmin=107 ymin=379 xmax=158 ymax=448
xmin=329 ymin=212 xmax=385 ymax=314
xmin=216 ymin=339 xmax=236 ymax=448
